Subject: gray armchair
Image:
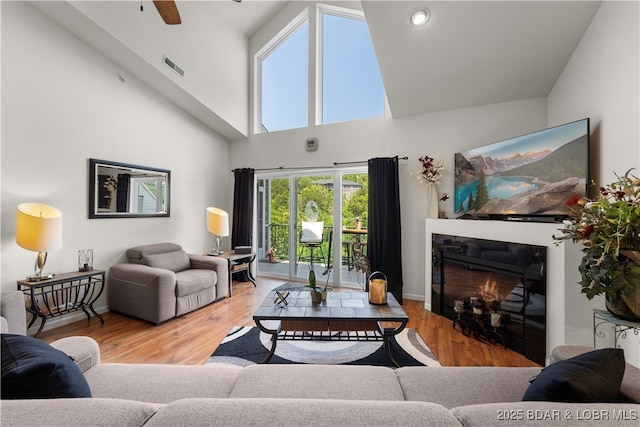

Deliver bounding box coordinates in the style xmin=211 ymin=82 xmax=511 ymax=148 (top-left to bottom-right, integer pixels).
xmin=108 ymin=243 xmax=229 ymax=325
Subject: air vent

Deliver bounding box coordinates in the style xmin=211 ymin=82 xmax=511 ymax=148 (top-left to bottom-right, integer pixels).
xmin=163 ymin=55 xmax=185 ymax=77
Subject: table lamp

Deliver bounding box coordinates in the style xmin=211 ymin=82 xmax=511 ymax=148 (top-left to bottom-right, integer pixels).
xmin=16 ymin=203 xmax=63 ymax=281
xmin=207 ymin=207 xmax=229 ymax=255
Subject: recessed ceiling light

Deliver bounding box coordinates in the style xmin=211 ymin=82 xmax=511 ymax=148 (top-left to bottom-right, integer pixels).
xmin=410 ymin=7 xmax=431 ymax=27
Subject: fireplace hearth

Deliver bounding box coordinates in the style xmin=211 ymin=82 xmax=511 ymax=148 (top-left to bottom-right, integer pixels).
xmin=432 ymin=234 xmax=547 ymax=365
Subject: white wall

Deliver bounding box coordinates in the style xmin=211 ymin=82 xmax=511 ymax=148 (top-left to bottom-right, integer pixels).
xmin=0 ymin=2 xmax=231 ymax=331
xmin=547 ymin=0 xmax=640 ymax=367
xmin=55 ymin=1 xmax=249 ymax=136
xmin=549 ymin=1 xmax=640 ymax=184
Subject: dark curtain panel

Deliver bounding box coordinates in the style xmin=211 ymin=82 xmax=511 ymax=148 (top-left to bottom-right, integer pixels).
xmin=231 ymin=168 xmax=255 ymax=282
xmin=368 ymin=157 xmax=404 ymax=304
xmin=116 ymin=174 xmax=130 ymax=213
xmin=97 ymin=176 xmax=110 ymax=209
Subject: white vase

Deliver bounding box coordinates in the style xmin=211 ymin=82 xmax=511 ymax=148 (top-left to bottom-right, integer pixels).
xmin=109 ymin=190 xmax=117 ymax=211
xmin=426 ymin=184 xmax=439 ymax=218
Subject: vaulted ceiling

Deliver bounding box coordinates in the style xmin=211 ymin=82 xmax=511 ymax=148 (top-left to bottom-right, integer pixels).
xmin=363 ymin=1 xmax=601 ymax=117
xmin=31 ymin=1 xmax=602 ymax=138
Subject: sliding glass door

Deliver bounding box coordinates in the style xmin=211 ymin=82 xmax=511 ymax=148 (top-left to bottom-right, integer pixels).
xmin=256 ymin=168 xmax=367 ymax=287
xmin=257 ymin=177 xmax=289 ymax=274
xmin=294 ymin=175 xmax=333 ymax=280
xmin=340 ymin=172 xmax=368 ymax=288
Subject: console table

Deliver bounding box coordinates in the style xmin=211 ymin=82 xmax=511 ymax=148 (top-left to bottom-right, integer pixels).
xmin=593 ymin=308 xmax=640 ymax=348
xmin=17 ymin=270 xmax=105 ymax=338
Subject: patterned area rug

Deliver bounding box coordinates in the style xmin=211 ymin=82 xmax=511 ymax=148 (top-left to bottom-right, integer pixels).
xmin=205 ymin=326 xmax=441 ymax=368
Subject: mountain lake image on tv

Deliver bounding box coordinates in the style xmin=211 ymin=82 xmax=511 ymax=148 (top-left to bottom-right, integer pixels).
xmin=454 ymin=118 xmax=589 ymax=220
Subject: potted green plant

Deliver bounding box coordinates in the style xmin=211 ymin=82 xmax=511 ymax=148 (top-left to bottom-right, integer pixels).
xmin=553 ymin=168 xmax=640 ymax=321
xmin=306 ymin=270 xmax=323 ymax=304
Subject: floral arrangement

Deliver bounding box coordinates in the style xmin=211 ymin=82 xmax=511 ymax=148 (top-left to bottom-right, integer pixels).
xmin=417 ymin=155 xmax=446 ymax=184
xmin=553 ymin=169 xmax=640 ymax=301
xmin=103 ymin=176 xmax=118 ymax=192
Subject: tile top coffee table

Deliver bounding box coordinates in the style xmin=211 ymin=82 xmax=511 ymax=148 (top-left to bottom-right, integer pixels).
xmin=253 ymin=289 xmax=409 ymax=367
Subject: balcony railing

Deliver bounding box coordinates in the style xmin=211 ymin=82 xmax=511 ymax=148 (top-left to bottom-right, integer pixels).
xmin=265 ymin=223 xmax=365 ymax=264
xmin=266 ymin=223 xmax=289 ymax=261
xmin=266 ymin=223 xmax=336 ymax=262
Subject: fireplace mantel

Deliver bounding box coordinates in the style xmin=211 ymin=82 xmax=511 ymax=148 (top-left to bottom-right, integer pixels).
xmin=425 ymin=218 xmax=581 ymax=364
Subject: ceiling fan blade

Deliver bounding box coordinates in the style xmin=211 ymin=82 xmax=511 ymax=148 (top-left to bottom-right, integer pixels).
xmin=153 ymin=0 xmax=181 ymax=25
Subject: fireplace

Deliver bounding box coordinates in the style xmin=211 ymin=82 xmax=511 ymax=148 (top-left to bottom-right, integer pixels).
xmin=432 ymin=233 xmax=547 ymax=365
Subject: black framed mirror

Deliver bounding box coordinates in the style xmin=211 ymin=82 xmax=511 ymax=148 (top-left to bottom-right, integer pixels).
xmin=89 ymin=159 xmax=170 ymax=218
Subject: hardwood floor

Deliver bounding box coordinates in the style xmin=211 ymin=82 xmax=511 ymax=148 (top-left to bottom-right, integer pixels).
xmin=37 ymin=277 xmax=540 ymax=367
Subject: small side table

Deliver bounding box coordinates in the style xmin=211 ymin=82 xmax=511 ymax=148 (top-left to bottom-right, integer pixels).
xmin=211 ymin=251 xmax=256 ymax=297
xmin=17 ymin=270 xmax=105 ymax=338
xmin=593 ymin=308 xmax=640 ymax=348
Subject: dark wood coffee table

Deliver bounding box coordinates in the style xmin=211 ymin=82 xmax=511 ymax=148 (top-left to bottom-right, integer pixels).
xmin=253 ymin=290 xmax=409 ymax=367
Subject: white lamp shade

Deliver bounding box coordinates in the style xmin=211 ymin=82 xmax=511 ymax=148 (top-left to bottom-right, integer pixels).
xmin=206 ymin=207 xmax=229 ymax=237
xmin=16 ymin=203 xmax=63 ymax=252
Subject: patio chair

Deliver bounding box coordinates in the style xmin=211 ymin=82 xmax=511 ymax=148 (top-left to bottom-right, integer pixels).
xmin=352 ymin=240 xmax=370 ymax=290
xmin=296 ymin=221 xmax=325 ymax=271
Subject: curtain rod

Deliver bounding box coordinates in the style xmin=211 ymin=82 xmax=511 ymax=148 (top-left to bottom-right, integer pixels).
xmin=231 ymin=165 xmax=334 ymax=172
xmin=333 ymin=156 xmax=408 ymax=166
xmin=231 ymin=156 xmax=409 ymax=172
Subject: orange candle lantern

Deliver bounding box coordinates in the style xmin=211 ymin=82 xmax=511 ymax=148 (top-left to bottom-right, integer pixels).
xmin=368 ymin=271 xmax=388 ymax=305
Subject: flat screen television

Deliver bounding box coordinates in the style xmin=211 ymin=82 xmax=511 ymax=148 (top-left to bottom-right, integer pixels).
xmin=454 ymin=118 xmax=589 ymax=221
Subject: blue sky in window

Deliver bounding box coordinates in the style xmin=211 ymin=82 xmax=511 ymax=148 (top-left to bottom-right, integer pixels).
xmin=322 ymin=14 xmax=384 ymax=124
xmin=261 ymin=12 xmax=384 ymax=132
xmin=261 ymin=21 xmax=309 ymax=132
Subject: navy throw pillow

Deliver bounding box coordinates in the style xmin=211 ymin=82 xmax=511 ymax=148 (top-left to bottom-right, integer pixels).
xmin=522 ymin=348 xmax=625 ymax=403
xmin=1 ymin=333 xmax=92 ymax=399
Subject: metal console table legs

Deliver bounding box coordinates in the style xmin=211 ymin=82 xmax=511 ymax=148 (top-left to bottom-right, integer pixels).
xmin=17 ymin=270 xmax=105 ymax=338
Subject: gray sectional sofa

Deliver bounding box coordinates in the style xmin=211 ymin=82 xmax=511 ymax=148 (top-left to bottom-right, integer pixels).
xmin=2 ymin=291 xmax=639 ymax=426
